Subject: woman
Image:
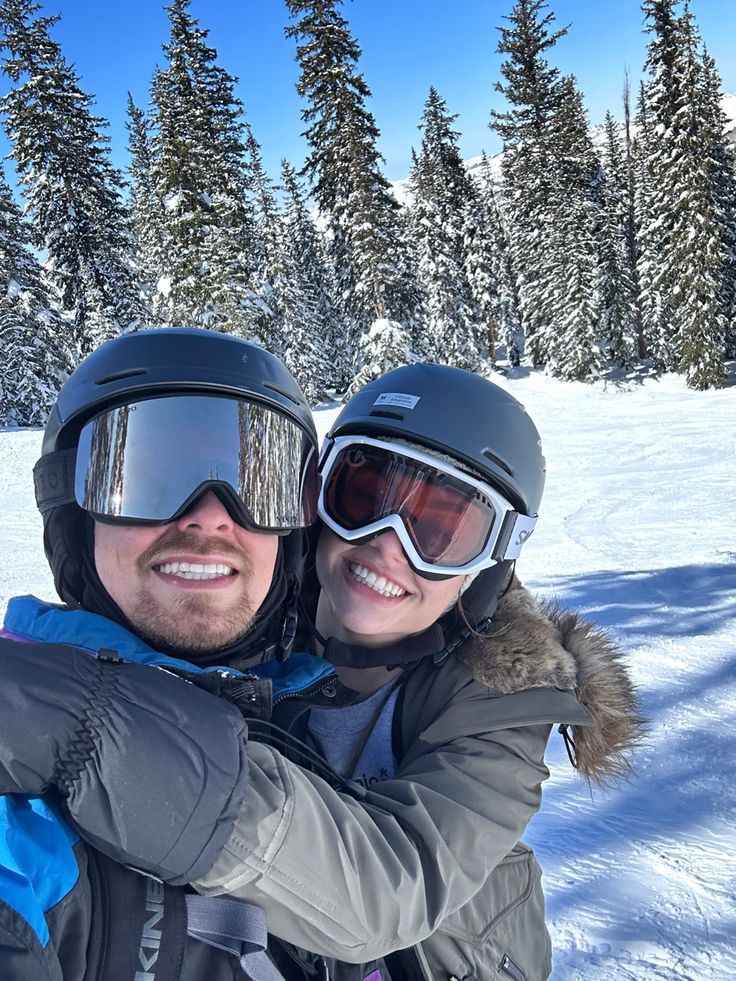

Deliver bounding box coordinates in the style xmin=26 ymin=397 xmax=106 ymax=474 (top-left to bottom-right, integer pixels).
xmin=217 ymin=362 xmax=645 ymax=981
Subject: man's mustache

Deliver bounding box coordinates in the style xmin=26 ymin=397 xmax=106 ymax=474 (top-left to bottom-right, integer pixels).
xmin=138 ymin=530 xmax=252 ymax=572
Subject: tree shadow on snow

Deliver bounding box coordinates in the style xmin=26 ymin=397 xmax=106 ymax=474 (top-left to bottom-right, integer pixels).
xmin=533 ymin=562 xmax=736 ymax=640
xmin=527 ymin=685 xmax=736 ymax=933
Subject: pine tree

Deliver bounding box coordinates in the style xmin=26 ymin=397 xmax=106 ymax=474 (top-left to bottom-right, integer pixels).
xmin=126 ymin=94 xmax=166 ymax=319
xmin=490 ymin=0 xmax=567 ymax=365
xmin=0 ymin=0 xmax=144 ymax=357
xmin=667 ymin=7 xmax=726 ymax=388
xmin=597 ymin=111 xmax=638 ymax=367
xmin=638 ymin=0 xmax=728 ymax=387
xmin=465 ymin=155 xmax=522 ymax=366
xmin=243 ymin=127 xmax=288 ymax=351
xmin=344 ymin=319 xmax=416 ymax=400
xmin=622 ymin=75 xmax=646 ymax=359
xmin=0 ymin=168 xmax=71 ymax=425
xmin=277 ymin=160 xmax=335 ymax=401
xmin=409 ymin=88 xmax=481 ymax=368
xmin=537 ymin=76 xmax=602 ymax=380
xmin=637 ymin=0 xmax=686 ymax=368
xmin=701 ymin=48 xmax=736 ymax=362
xmin=285 ymin=0 xmax=418 ymax=356
xmin=149 ymin=0 xmax=261 ymax=335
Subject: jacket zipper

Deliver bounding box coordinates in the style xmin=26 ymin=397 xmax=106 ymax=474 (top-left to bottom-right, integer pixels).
xmin=499 ymin=953 xmax=526 ymax=981
xmin=273 ymin=675 xmax=337 ymax=706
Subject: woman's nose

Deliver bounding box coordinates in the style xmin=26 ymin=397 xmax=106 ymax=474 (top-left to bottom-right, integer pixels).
xmin=373 ymin=527 xmax=408 ymax=561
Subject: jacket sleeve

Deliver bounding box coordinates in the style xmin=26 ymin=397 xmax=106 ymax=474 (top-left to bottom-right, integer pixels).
xmin=194 ymin=709 xmax=551 ymax=962
xmin=0 ymin=638 xmax=249 ymax=885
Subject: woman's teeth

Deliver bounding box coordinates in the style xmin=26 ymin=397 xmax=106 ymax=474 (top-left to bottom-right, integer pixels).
xmin=156 ymin=561 xmax=235 ymax=580
xmin=349 ymin=562 xmax=406 ymax=597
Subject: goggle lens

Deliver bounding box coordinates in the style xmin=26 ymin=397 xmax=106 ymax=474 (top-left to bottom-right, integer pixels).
xmin=324 ymin=444 xmax=495 ymax=568
xmin=75 ymin=395 xmax=318 ymax=530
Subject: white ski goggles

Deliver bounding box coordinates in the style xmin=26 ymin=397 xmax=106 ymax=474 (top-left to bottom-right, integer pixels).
xmin=318 ymin=436 xmax=537 ymax=579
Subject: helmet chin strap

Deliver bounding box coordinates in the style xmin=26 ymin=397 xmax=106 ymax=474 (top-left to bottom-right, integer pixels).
xmin=302 ymin=562 xmax=514 ymax=672
xmin=323 ymin=622 xmax=446 ymax=669
xmin=59 ymin=511 xmax=300 ymax=667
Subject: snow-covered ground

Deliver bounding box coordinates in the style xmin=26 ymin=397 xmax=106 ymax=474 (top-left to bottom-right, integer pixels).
xmin=1 ymin=369 xmax=735 ymax=979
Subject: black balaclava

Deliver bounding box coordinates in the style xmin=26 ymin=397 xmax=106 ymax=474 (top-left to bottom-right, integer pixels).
xmin=43 ymin=503 xmax=295 ymax=668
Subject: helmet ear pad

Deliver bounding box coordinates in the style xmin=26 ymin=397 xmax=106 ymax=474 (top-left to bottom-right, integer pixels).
xmin=43 ymin=503 xmax=90 ymax=607
xmin=456 ymin=559 xmax=515 ymax=629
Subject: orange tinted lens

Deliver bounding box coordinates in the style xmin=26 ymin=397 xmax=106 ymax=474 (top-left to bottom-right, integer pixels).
xmin=325 ymin=445 xmax=495 ymax=565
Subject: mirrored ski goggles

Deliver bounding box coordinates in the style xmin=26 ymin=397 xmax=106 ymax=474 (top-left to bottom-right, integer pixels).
xmin=35 ymin=395 xmax=319 ymax=531
xmin=318 ymin=436 xmax=537 ymax=578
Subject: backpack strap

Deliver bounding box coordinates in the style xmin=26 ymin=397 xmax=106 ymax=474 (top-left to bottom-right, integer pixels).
xmin=186 ymin=894 xmax=285 ymax=981
xmin=85 ymin=850 xmax=186 ymax=981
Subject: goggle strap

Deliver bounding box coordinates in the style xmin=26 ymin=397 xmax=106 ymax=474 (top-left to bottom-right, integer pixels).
xmin=494 ymin=512 xmax=538 ymax=561
xmin=33 ymin=449 xmax=77 ymax=514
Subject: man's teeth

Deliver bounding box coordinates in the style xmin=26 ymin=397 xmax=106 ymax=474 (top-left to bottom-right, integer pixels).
xmin=156 ymin=561 xmax=235 ymax=580
xmin=349 ymin=562 xmax=406 ymax=597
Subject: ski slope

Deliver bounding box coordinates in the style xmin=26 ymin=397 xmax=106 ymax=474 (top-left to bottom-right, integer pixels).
xmin=1 ymin=368 xmax=734 ymax=980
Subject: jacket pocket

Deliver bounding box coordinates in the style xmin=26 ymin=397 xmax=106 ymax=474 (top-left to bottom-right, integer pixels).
xmin=418 ymin=843 xmax=552 ymax=981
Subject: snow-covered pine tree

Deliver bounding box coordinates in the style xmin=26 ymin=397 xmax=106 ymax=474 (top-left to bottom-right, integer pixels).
xmin=637 ymin=0 xmax=689 ymax=369
xmin=634 ymin=79 xmax=666 ymax=363
xmin=537 ymin=75 xmax=602 ymax=380
xmin=638 ymin=0 xmax=728 ymax=387
xmin=277 ymin=160 xmax=335 ymax=402
xmin=464 ymin=153 xmax=522 ymax=366
xmin=344 ymin=319 xmax=416 ymax=400
xmin=0 ymin=167 xmax=71 ymax=425
xmin=597 ymin=110 xmax=638 ymax=367
xmin=666 ymin=6 xmax=726 ymax=389
xmin=149 ymin=0 xmax=261 ymax=336
xmin=126 ymin=94 xmax=166 ymax=322
xmin=243 ymin=126 xmax=289 ymax=352
xmin=409 ymin=87 xmax=481 ymax=369
xmin=285 ymin=0 xmax=418 ymax=361
xmin=490 ymin=0 xmax=567 ymax=366
xmin=700 ymin=48 xmax=736 ymax=364
xmin=0 ymin=0 xmax=144 ymax=357
xmin=622 ymin=75 xmax=646 ymax=359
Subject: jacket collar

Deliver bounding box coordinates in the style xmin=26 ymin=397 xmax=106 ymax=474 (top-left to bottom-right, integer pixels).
xmin=3 ymin=595 xmax=335 ymax=702
xmin=458 ymin=578 xmax=646 ymax=785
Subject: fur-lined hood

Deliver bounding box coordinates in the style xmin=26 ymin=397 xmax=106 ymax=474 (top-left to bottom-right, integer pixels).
xmin=458 ymin=577 xmax=646 ymax=786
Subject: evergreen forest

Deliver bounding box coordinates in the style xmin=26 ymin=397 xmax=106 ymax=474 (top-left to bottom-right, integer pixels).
xmin=1 ymin=0 xmax=734 ymax=426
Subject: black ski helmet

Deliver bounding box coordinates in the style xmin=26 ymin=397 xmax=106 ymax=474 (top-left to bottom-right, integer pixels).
xmin=325 ymin=363 xmax=545 ymax=517
xmin=36 ymin=327 xmax=318 ymax=664
xmin=321 ymin=363 xmax=546 ymax=652
xmin=41 ymin=326 xmax=316 ymax=455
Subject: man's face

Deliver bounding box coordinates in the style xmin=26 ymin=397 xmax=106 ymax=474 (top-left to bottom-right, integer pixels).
xmin=94 ymin=491 xmax=279 ymax=652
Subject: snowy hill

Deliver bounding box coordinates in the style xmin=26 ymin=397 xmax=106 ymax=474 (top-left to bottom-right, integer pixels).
xmin=1 ymin=368 xmax=735 ymax=979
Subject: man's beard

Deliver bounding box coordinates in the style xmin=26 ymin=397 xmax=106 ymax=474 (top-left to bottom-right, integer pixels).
xmin=128 ymin=531 xmax=259 ymax=654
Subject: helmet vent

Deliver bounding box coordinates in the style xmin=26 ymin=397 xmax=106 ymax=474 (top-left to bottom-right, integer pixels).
xmin=95 ymin=368 xmax=148 ymax=386
xmin=482 ymin=448 xmax=513 ymax=476
xmin=263 ymin=382 xmax=300 ymax=406
xmin=369 ymin=409 xmax=404 ymax=421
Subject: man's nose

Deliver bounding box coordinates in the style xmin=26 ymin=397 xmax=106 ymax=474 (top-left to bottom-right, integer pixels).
xmin=176 ymin=491 xmax=235 ymax=534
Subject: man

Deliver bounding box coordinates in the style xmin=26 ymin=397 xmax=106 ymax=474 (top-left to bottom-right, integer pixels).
xmin=0 ymin=326 xmax=328 ymax=980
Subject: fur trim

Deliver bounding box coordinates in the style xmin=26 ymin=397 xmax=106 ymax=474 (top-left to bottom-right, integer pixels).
xmin=458 ymin=577 xmax=646 ymax=786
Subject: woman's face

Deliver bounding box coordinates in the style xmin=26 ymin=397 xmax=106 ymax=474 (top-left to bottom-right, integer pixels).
xmin=315 ymin=526 xmax=466 ymax=648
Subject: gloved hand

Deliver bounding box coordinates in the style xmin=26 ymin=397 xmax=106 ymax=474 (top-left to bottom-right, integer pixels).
xmin=0 ymin=638 xmax=249 ymax=884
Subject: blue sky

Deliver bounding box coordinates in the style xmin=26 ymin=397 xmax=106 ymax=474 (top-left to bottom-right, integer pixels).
xmin=2 ymin=0 xmax=736 ymax=185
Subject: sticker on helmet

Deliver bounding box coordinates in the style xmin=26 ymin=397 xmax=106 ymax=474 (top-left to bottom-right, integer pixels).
xmin=373 ymin=392 xmax=420 ymax=409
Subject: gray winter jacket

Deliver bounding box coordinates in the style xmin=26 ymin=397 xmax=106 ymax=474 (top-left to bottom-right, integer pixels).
xmin=195 ymin=580 xmax=644 ymax=981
